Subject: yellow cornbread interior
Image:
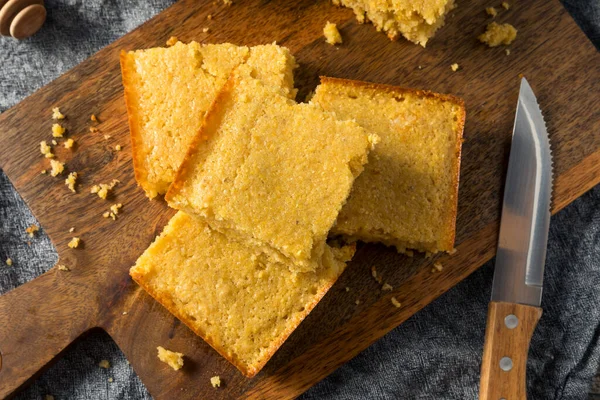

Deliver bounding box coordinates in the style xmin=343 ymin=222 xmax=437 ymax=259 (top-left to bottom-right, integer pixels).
xmin=120 ymin=41 xmax=297 ymax=198
xmin=130 ymin=211 xmax=353 ymax=377
xmin=167 ymin=69 xmax=377 ymax=272
xmin=332 ymin=0 xmax=455 ymax=46
xmin=311 ymin=78 xmax=464 ymax=253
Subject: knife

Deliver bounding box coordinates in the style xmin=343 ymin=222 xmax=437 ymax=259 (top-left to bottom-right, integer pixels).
xmin=479 ymin=78 xmax=553 ymax=400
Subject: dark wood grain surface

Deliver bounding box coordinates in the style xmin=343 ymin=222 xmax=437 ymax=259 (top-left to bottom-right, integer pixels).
xmin=0 ymin=0 xmax=599 ymax=398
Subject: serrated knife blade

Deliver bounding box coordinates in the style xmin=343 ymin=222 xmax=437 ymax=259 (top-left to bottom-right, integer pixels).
xmin=479 ymin=78 xmax=553 ymax=400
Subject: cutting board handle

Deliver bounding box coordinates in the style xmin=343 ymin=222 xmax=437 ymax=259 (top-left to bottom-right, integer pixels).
xmin=479 ymin=301 xmax=542 ymax=400
xmin=0 ymin=266 xmax=94 ymax=398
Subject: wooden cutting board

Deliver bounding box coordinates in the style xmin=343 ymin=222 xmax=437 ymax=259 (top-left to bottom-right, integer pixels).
xmin=0 ymin=0 xmax=599 ymax=398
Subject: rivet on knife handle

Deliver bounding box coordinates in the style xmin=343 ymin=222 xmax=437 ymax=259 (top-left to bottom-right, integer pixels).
xmin=479 ymin=301 xmax=542 ymax=400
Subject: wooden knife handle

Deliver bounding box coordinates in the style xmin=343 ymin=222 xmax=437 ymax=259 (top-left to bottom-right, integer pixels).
xmin=479 ymin=301 xmax=542 ymax=400
xmin=0 ymin=267 xmax=95 ymax=398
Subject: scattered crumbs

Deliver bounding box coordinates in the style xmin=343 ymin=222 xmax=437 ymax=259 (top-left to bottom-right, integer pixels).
xmin=40 ymin=141 xmax=54 ymax=158
xmin=505 ymin=48 xmax=511 ymax=56
xmin=41 ymin=170 xmax=47 ymax=174
xmin=6 ymin=258 xmax=12 ymax=266
xmin=345 ymin=286 xmax=350 ymax=292
xmin=52 ymin=139 xmax=58 ymax=146
xmin=110 ymin=203 xmax=122 ymax=215
xmin=448 ymin=248 xmax=458 ymax=255
xmin=69 ymin=227 xmax=75 ymax=233
xmin=382 ymin=283 xmax=393 ymax=291
xmin=122 ymin=311 xmax=128 ymax=315
xmin=370 ymin=266 xmax=383 ymax=284
xmin=418 ymin=65 xmax=423 ymax=70
xmin=91 ymin=179 xmax=119 ymax=199
xmin=26 ymin=224 xmax=39 ymax=237
xmin=451 ymin=63 xmax=459 ymax=72
xmin=68 ymin=237 xmax=80 ymax=249
xmin=355 ymin=299 xmax=361 ymax=305
xmin=57 ymin=264 xmax=70 ymax=271
xmin=210 ymin=376 xmax=221 ymax=388
xmin=479 ymin=22 xmax=517 ymax=47
xmin=391 ymin=297 xmax=401 ymax=308
xmin=433 ymin=262 xmax=443 ymax=272
xmin=485 ymin=7 xmax=497 ymax=17
xmin=103 ymin=211 xmax=110 ymax=218
xmin=50 ymin=160 xmax=65 ymax=177
xmin=90 ymin=126 xmax=99 ymax=133
xmin=65 ymin=172 xmax=78 ymax=193
xmin=52 ymin=123 xmax=65 ymax=138
xmin=64 ymin=138 xmax=75 ymax=149
xmin=99 ymin=359 xmax=110 ymax=369
xmin=115 ymin=144 xmax=122 ymax=151
xmin=223 ymin=0 xmax=232 ymax=5
xmin=108 ymin=377 xmax=114 ymax=383
xmin=323 ymin=21 xmax=342 ymax=45
xmin=157 ymin=346 xmax=184 ymax=370
xmin=90 ymin=114 xmax=98 ymax=122
xmin=166 ymin=36 xmax=179 ymax=46
xmin=207 ymin=14 xmax=212 ymax=20
xmin=203 ymin=27 xmax=210 ymax=33
xmin=104 ymin=134 xmax=111 ymax=140
xmin=502 ymin=1 xmax=510 ymax=10
xmin=518 ymin=73 xmax=524 ymax=79
xmin=45 ymin=395 xmax=55 ymax=400
xmin=52 ymin=107 xmax=65 ymax=120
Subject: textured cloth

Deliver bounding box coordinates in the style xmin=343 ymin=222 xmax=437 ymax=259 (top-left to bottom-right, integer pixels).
xmin=1 ymin=1 xmax=599 ymax=399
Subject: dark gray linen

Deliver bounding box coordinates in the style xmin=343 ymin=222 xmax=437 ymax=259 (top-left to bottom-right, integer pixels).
xmin=1 ymin=1 xmax=598 ymax=398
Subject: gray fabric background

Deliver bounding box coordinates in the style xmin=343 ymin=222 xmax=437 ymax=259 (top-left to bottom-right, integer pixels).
xmin=1 ymin=1 xmax=599 ymax=399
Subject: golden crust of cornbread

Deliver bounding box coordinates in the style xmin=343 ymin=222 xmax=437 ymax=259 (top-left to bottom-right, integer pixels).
xmin=166 ymin=69 xmax=377 ymax=272
xmin=120 ymin=41 xmax=297 ymax=199
xmin=130 ymin=212 xmax=354 ymax=377
xmin=332 ymin=0 xmax=455 ymax=46
xmin=311 ymin=77 xmax=465 ymax=253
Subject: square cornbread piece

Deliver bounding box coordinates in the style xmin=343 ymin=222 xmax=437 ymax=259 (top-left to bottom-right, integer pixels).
xmin=130 ymin=211 xmax=354 ymax=377
xmin=166 ymin=69 xmax=377 ymax=272
xmin=311 ymin=77 xmax=465 ymax=254
xmin=120 ymin=41 xmax=297 ymax=198
xmin=332 ymin=0 xmax=455 ymax=46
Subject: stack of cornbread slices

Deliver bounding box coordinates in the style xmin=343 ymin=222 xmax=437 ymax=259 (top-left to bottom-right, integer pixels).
xmin=121 ymin=40 xmax=465 ymax=377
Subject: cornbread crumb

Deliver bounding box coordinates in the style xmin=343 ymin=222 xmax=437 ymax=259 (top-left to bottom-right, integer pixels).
xmin=52 ymin=123 xmax=65 ymax=138
xmin=99 ymin=359 xmax=110 ymax=368
xmin=52 ymin=140 xmax=58 ymax=145
xmin=203 ymin=27 xmax=210 ymax=33
xmin=223 ymin=0 xmax=232 ymax=5
xmin=105 ymin=203 xmax=123 ymax=220
xmin=122 ymin=311 xmax=128 ymax=315
xmin=207 ymin=14 xmax=212 ymax=20
xmin=104 ymin=134 xmax=111 ymax=140
xmin=355 ymin=299 xmax=361 ymax=305
xmin=57 ymin=264 xmax=70 ymax=271
xmin=91 ymin=114 xmax=98 ymax=122
xmin=324 ymin=22 xmax=342 ymax=45
xmin=40 ymin=141 xmax=54 ymax=158
xmin=485 ymin=7 xmax=497 ymax=17
xmin=64 ymin=138 xmax=75 ymax=149
xmin=108 ymin=377 xmax=114 ymax=383
xmin=166 ymin=36 xmax=178 ymax=46
xmin=433 ymin=261 xmax=443 ymax=272
xmin=502 ymin=2 xmax=510 ymax=10
xmin=391 ymin=297 xmax=401 ymax=308
xmin=26 ymin=224 xmax=39 ymax=237
xmin=91 ymin=180 xmax=119 ymax=199
xmin=50 ymin=160 xmax=64 ymax=177
xmin=45 ymin=395 xmax=54 ymax=400
xmin=382 ymin=283 xmax=393 ymax=291
xmin=115 ymin=144 xmax=122 ymax=151
xmin=210 ymin=376 xmax=221 ymax=388
xmin=479 ymin=22 xmax=517 ymax=47
xmin=69 ymin=227 xmax=75 ymax=232
xmin=505 ymin=49 xmax=511 ymax=56
xmin=65 ymin=172 xmax=78 ymax=192
xmin=370 ymin=266 xmax=383 ymax=284
xmin=90 ymin=126 xmax=99 ymax=133
xmin=41 ymin=170 xmax=47 ymax=174
xmin=68 ymin=237 xmax=80 ymax=249
xmin=345 ymin=287 xmax=350 ymax=292
xmin=6 ymin=258 xmax=12 ymax=266
xmin=448 ymin=248 xmax=457 ymax=255
xmin=451 ymin=63 xmax=459 ymax=72
xmin=157 ymin=346 xmax=184 ymax=370
xmin=52 ymin=107 xmax=65 ymax=120
xmin=103 ymin=211 xmax=110 ymax=218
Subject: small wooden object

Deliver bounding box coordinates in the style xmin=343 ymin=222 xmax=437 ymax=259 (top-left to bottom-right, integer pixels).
xmin=480 ymin=302 xmax=543 ymax=399
xmin=0 ymin=0 xmax=45 ymax=39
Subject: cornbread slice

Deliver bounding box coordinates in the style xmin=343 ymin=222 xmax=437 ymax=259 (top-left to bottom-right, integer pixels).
xmin=120 ymin=41 xmax=297 ymax=198
xmin=311 ymin=77 xmax=465 ymax=254
xmin=166 ymin=69 xmax=377 ymax=272
xmin=130 ymin=212 xmax=354 ymax=377
xmin=332 ymin=0 xmax=455 ymax=46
